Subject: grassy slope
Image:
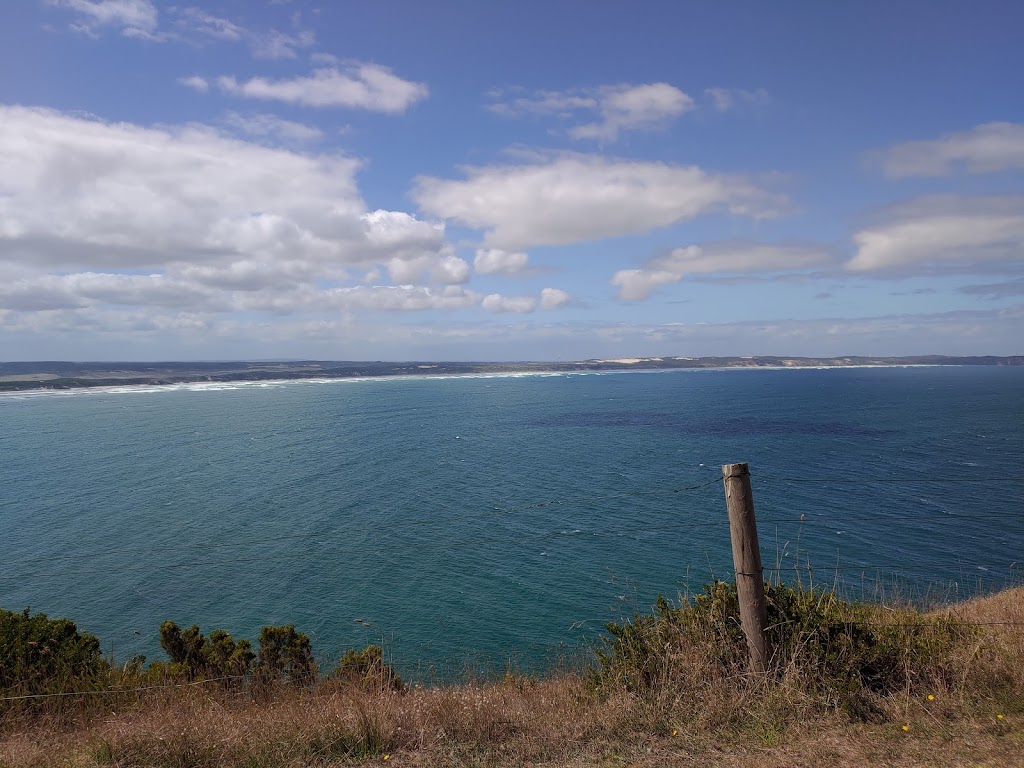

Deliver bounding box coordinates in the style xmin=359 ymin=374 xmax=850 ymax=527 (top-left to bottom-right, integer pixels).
xmin=2 ymin=588 xmax=1022 ymax=768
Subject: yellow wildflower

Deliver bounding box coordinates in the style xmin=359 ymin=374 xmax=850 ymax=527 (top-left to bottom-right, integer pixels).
xmin=672 ymin=729 xmax=678 ymax=736
xmin=927 ymin=694 xmax=934 ymax=701
xmin=997 ymin=714 xmax=1004 ymax=720
xmin=902 ymin=725 xmax=909 ymax=732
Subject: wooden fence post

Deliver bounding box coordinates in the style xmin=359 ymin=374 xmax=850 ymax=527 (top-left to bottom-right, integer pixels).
xmin=721 ymin=462 xmax=770 ymax=674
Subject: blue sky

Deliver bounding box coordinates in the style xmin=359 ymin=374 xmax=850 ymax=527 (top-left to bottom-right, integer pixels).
xmin=1 ymin=1 xmax=1022 ymax=361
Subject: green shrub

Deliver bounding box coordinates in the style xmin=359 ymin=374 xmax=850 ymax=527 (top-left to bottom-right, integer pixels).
xmin=331 ymin=645 xmax=404 ymax=691
xmin=256 ymin=625 xmax=316 ymax=685
xmin=0 ymin=608 xmax=108 ymax=695
xmin=158 ymin=621 xmax=254 ymax=681
xmin=595 ymin=580 xmax=973 ymax=718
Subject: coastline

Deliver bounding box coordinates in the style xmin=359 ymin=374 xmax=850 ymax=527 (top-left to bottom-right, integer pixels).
xmin=1 ymin=355 xmax=1021 ymax=395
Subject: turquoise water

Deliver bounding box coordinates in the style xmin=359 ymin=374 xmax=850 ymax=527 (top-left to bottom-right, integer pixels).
xmin=1 ymin=367 xmax=1023 ymax=675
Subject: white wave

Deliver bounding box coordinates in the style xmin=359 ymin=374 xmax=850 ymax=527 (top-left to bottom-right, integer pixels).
xmin=0 ymin=361 xmax=962 ymax=401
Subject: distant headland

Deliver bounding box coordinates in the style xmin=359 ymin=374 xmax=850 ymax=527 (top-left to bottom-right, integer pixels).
xmin=0 ymin=355 xmax=1021 ymax=392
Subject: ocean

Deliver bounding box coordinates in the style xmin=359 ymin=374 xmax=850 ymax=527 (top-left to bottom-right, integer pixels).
xmin=1 ymin=366 xmax=1022 ymax=676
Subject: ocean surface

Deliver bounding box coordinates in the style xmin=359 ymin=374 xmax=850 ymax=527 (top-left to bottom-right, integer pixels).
xmin=2 ymin=366 xmax=1023 ymax=677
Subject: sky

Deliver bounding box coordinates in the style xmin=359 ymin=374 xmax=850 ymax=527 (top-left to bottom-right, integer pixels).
xmin=1 ymin=1 xmax=1023 ymax=361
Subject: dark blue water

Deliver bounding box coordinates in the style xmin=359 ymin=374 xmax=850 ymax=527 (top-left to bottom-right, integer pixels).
xmin=1 ymin=367 xmax=1022 ymax=675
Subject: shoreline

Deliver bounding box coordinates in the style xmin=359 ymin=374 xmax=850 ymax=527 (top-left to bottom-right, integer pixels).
xmin=0 ymin=362 xmax=994 ymax=399
xmin=1 ymin=355 xmax=1021 ymax=396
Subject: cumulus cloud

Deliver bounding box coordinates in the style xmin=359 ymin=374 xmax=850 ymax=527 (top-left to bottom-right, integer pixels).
xmin=611 ymin=242 xmax=834 ymax=299
xmin=317 ymin=285 xmax=480 ymax=312
xmin=385 ymin=252 xmax=470 ymax=285
xmin=361 ymin=210 xmax=444 ymax=252
xmin=847 ymin=196 xmax=1024 ymax=274
xmin=481 ymin=294 xmax=537 ymax=313
xmin=0 ymin=106 xmax=492 ymax=319
xmin=474 ymin=248 xmax=530 ymax=274
xmin=571 ymin=83 xmax=694 ymax=141
xmin=214 ymin=65 xmax=429 ymax=112
xmin=49 ymin=0 xmax=158 ymax=37
xmin=609 ymin=269 xmax=681 ymax=301
xmin=0 ymin=106 xmax=581 ymax=335
xmin=539 ymin=287 xmax=571 ymax=310
xmin=0 ymin=105 xmax=364 ymax=267
xmin=880 ymin=122 xmax=1024 ymax=177
xmin=489 ymin=83 xmax=693 ymax=142
xmin=704 ymin=87 xmax=770 ymax=112
xmin=413 ymin=155 xmax=789 ymax=250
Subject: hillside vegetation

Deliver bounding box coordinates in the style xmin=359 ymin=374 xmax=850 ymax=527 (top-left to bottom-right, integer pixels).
xmin=1 ymin=582 xmax=1022 ymax=767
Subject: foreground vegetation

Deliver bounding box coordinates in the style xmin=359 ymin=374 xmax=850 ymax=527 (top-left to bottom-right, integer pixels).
xmin=2 ymin=582 xmax=1021 ymax=767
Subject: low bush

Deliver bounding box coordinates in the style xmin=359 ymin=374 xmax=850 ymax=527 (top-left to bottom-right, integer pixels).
xmin=0 ymin=608 xmax=108 ymax=695
xmin=256 ymin=625 xmax=317 ymax=685
xmin=158 ymin=622 xmax=254 ymax=681
xmin=595 ymin=580 xmax=973 ymax=719
xmin=331 ymin=645 xmax=404 ymax=691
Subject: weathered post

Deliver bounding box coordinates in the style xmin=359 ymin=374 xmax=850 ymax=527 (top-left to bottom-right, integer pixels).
xmin=721 ymin=462 xmax=770 ymax=674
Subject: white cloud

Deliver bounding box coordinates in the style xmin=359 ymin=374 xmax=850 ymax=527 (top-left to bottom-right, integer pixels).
xmin=704 ymin=87 xmax=770 ymax=112
xmin=0 ymin=106 xmax=498 ymax=323
xmin=488 ymin=89 xmax=596 ymax=118
xmin=489 ymin=82 xmax=693 ymax=142
xmin=481 ymin=294 xmax=537 ymax=313
xmin=214 ymin=65 xmax=429 ymax=112
xmin=0 ymin=106 xmax=585 ymax=338
xmin=539 ymin=287 xmax=571 ymax=310
xmin=49 ymin=0 xmax=158 ymax=36
xmin=609 ymin=269 xmax=682 ymax=301
xmin=848 ymin=196 xmax=1024 ymax=273
xmin=312 ymin=285 xmax=482 ymax=312
xmin=0 ymin=272 xmax=225 ymax=312
xmin=880 ymin=122 xmax=1024 ymax=177
xmin=413 ymin=155 xmax=789 ymax=250
xmin=179 ymin=75 xmax=209 ymax=93
xmin=385 ymin=252 xmax=470 ymax=285
xmin=175 ymin=7 xmax=242 ymax=41
xmin=168 ymin=259 xmax=322 ymax=292
xmin=0 ymin=106 xmax=364 ymax=267
xmin=571 ymin=83 xmax=694 ymax=141
xmin=171 ymin=7 xmax=314 ymax=59
xmin=611 ymin=242 xmax=833 ymax=300
xmin=474 ymin=248 xmax=529 ymax=274
xmin=361 ymin=210 xmax=444 ymax=252
xmin=249 ymin=28 xmax=316 ymax=60
xmin=222 ymin=111 xmax=323 ymax=142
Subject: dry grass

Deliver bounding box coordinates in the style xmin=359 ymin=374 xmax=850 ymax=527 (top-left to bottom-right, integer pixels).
xmin=2 ymin=588 xmax=1022 ymax=768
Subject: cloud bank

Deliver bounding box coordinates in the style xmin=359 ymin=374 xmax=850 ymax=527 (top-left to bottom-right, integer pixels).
xmin=881 ymin=122 xmax=1024 ymax=178
xmin=0 ymin=107 xmax=570 ymax=329
xmin=612 ymin=243 xmax=834 ymax=299
xmin=413 ymin=155 xmax=789 ymax=250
